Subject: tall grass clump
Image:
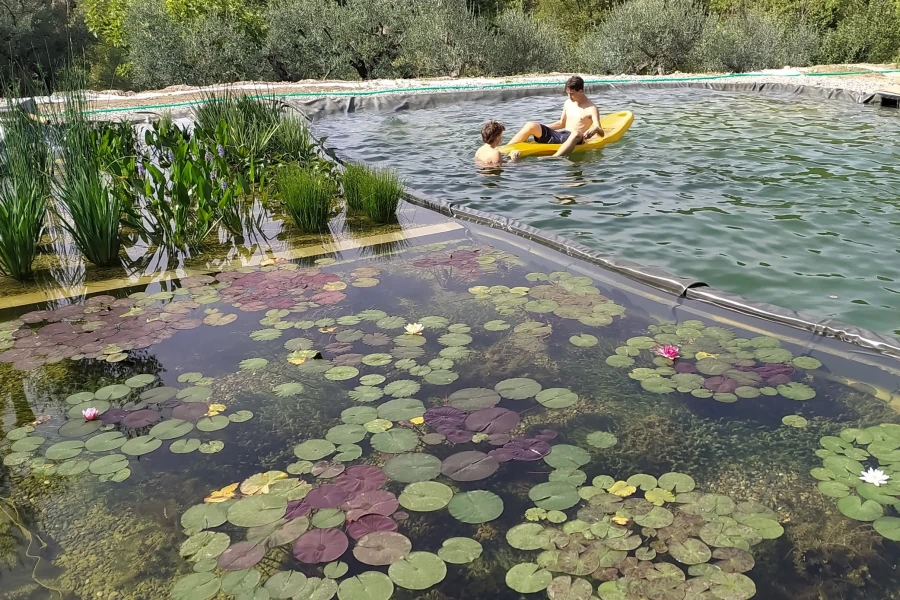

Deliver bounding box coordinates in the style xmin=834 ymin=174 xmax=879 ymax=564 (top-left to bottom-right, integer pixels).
xmin=270 ymin=115 xmax=316 ymax=164
xmin=52 ymin=84 xmax=128 ymax=267
xmin=278 ymin=166 xmax=336 ymax=232
xmin=350 ymin=166 xmax=404 ymax=224
xmin=0 ymin=101 xmax=52 ymax=280
xmin=341 ymin=162 xmax=370 ymax=211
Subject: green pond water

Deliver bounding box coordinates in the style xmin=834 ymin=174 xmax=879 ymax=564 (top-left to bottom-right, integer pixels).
xmin=314 ymin=88 xmax=900 ymax=336
xmin=2 ymin=215 xmax=900 ymax=600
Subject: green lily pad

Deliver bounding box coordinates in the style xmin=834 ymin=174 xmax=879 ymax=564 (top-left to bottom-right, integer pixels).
xmin=178 ymin=387 xmax=212 ymax=402
xmin=95 ymin=384 xmax=131 ymax=400
xmin=536 ymin=388 xmax=578 ymax=409
xmin=239 ymin=358 xmax=268 ymax=371
xmin=605 ymin=355 xmax=635 ymax=368
xmin=56 ymin=458 xmax=90 ymax=476
xmin=349 ymin=386 xmax=384 ymax=403
xmin=336 ymin=572 xmax=393 ymax=600
xmin=546 ymin=575 xmax=593 ymax=600
xmin=65 ymin=391 xmax=95 ymax=405
xmin=383 ymin=380 xmax=420 ymax=398
xmin=586 ymin=431 xmax=617 ymax=449
xmin=325 ymin=424 xmax=367 ymax=445
xmin=180 ymin=531 xmax=231 ymax=561
xmin=149 ymin=419 xmax=194 ymax=440
xmin=229 ymin=410 xmax=254 ymax=423
xmin=781 ymin=415 xmax=808 ymax=428
xmin=837 ymin=495 xmax=883 ymax=522
xmin=529 ymin=482 xmax=581 ymax=510
xmin=294 ymin=439 xmax=336 ymax=460
xmin=171 ymin=572 xmax=221 ymax=600
xmin=448 ymin=490 xmax=503 ymax=523
xmin=341 ymin=407 xmax=378 ymax=425
xmin=658 ymin=472 xmax=696 ymax=493
xmin=792 ymin=356 xmax=822 ymax=369
xmin=376 ymin=316 xmax=407 ymax=330
xmin=274 ymin=382 xmax=305 ymax=398
xmin=311 ymin=508 xmax=345 ymax=528
xmin=399 ymin=481 xmax=453 ymax=511
xmin=171 ymin=439 xmax=203 ymax=454
xmin=506 ymin=563 xmax=552 ymax=594
xmin=125 ymin=374 xmax=156 ymax=388
xmin=569 ymin=334 xmax=598 ymax=347
xmin=377 ymin=398 xmax=424 ymax=420
xmin=358 ymin=309 xmax=388 ymax=321
xmin=44 ymin=441 xmax=84 ymax=460
xmin=264 ymin=570 xmax=308 ymax=599
xmin=506 ymin=523 xmax=551 ymax=550
xmin=334 ymin=444 xmax=363 ymax=462
xmin=448 ymin=388 xmax=501 ymax=411
xmin=181 ymin=503 xmax=227 ymax=532
xmin=11 ymin=436 xmax=44 ymax=452
xmin=777 ymin=382 xmax=816 ymax=401
xmin=295 ymin=577 xmax=338 ymax=600
xmin=362 ymin=353 xmax=392 ymax=367
xmin=439 ymin=346 xmax=471 ymax=360
xmin=424 ymin=370 xmax=458 ymax=385
xmin=197 ymin=416 xmax=230 ymax=432
xmin=708 ymin=571 xmax=756 ymax=600
xmin=544 ymin=445 xmax=590 ymax=469
xmin=371 ymin=429 xmax=418 ymax=453
xmin=873 ymin=516 xmax=900 ymax=541
xmin=817 ymin=480 xmax=851 ymax=498
xmin=754 ymin=348 xmax=793 ymax=363
xmin=668 ymin=538 xmax=712 ymax=565
xmin=394 ymin=334 xmax=426 ymax=347
xmin=325 ymin=366 xmax=359 ymax=381
xmin=550 ymin=468 xmax=587 ymax=487
xmin=2 ymin=452 xmax=30 ymax=467
xmin=484 ymin=320 xmax=510 ymax=331
xmin=383 ymin=453 xmax=441 ymax=483
xmin=121 ymin=435 xmax=161 ymax=456
xmin=228 ymin=495 xmax=288 ymax=527
xmin=633 ymin=506 xmax=675 ymax=528
xmin=641 ymin=377 xmax=678 ymax=394
xmin=495 ymin=377 xmax=542 ymax=400
xmin=388 ymin=552 xmax=446 ymax=590
xmin=66 ymin=400 xmax=110 ymax=420
xmin=220 ymin=569 xmax=261 ymax=595
xmin=250 ymin=328 xmax=282 ymax=342
xmin=323 ymin=562 xmax=348 ymax=579
xmin=438 ymin=537 xmax=482 ymax=564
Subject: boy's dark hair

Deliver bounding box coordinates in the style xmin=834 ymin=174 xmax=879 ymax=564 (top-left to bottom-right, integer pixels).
xmin=481 ymin=120 xmax=505 ymax=144
xmin=565 ymin=76 xmax=585 ymax=92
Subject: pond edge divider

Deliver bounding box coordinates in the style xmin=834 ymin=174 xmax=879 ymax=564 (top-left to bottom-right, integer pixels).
xmin=290 ymin=80 xmax=900 ymax=360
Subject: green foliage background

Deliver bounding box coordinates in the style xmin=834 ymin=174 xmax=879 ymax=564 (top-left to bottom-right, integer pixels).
xmin=1 ymin=0 xmax=898 ymax=91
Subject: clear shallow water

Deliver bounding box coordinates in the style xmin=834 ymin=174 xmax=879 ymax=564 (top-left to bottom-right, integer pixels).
xmin=316 ymin=89 xmax=900 ymax=335
xmin=2 ymin=221 xmax=900 ymax=600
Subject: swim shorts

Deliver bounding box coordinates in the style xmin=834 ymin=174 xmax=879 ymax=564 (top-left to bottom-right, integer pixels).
xmin=536 ymin=124 xmax=573 ymax=145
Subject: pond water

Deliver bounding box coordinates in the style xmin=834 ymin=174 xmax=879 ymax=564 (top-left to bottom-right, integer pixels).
xmin=3 ymin=212 xmax=900 ymax=600
xmin=313 ymin=88 xmax=900 ymax=337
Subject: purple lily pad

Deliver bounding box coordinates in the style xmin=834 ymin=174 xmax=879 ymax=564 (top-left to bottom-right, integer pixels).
xmin=121 ymin=409 xmax=162 ymax=428
xmin=347 ymin=515 xmax=398 ymax=540
xmin=218 ymin=541 xmax=265 ymax=571
xmin=445 ymin=429 xmax=474 ymax=444
xmin=392 ymin=511 xmax=409 ymax=521
xmin=534 ymin=429 xmax=559 ymax=442
xmin=424 ymin=407 xmax=467 ymax=429
xmin=440 ymin=451 xmax=500 ymax=481
xmin=488 ymin=448 xmax=517 ymax=462
xmin=465 ymin=407 xmax=520 ymax=434
xmin=171 ymin=402 xmax=209 ymax=421
xmin=100 ymin=409 xmax=128 ymax=424
xmin=306 ymin=485 xmax=351 ymax=509
xmin=285 ymin=500 xmax=311 ymax=520
xmin=343 ymin=491 xmax=399 ymax=522
xmin=674 ymin=363 xmax=698 ymax=374
xmin=765 ymin=373 xmax=792 ymax=385
xmin=488 ymin=434 xmax=511 ymax=446
xmin=504 ymin=437 xmax=552 ymax=461
xmin=293 ymin=528 xmax=349 ymax=563
xmin=334 ymin=465 xmax=388 ymax=495
xmin=703 ymin=377 xmax=739 ymax=393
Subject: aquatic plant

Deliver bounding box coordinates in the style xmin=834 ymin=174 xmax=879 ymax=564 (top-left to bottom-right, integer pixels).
xmin=82 ymin=407 xmax=99 ymax=421
xmin=269 ymin=115 xmax=317 ymax=165
xmin=604 ymin=320 xmax=820 ymax=403
xmin=0 ymin=99 xmax=51 ymax=280
xmin=405 ymin=322 xmax=424 ymax=335
xmin=653 ymin=344 xmax=680 ymax=359
xmin=813 ymin=423 xmax=900 ymax=541
xmin=277 ymin=165 xmax=338 ymax=233
xmin=342 ymin=162 xmax=404 ymax=222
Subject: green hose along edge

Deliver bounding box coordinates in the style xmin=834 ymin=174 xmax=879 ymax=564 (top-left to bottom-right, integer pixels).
xmin=86 ymin=69 xmax=900 ymax=116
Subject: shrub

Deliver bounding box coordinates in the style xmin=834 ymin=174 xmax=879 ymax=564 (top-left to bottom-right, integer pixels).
xmin=394 ymin=0 xmax=493 ymax=78
xmin=124 ymin=0 xmax=190 ymax=89
xmin=486 ymin=9 xmax=569 ymax=75
xmin=278 ymin=166 xmax=337 ymax=232
xmin=693 ymin=9 xmax=820 ymax=71
xmin=819 ymin=0 xmax=900 ymax=64
xmin=0 ymin=102 xmax=51 ymax=280
xmin=264 ymin=0 xmax=353 ymax=81
xmin=580 ymin=0 xmax=709 ymax=74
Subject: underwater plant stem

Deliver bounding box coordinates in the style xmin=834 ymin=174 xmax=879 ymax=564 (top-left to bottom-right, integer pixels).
xmin=0 ymin=498 xmax=64 ymax=599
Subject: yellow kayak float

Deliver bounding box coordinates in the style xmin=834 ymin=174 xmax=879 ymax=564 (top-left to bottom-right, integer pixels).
xmin=498 ymin=111 xmax=634 ymax=158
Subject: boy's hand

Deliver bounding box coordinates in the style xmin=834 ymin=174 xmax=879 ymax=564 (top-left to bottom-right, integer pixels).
xmin=585 ymin=127 xmax=604 ymax=139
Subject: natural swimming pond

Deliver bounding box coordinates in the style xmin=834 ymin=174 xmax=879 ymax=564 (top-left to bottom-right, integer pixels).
xmin=313 ymin=87 xmax=900 ymax=336
xmin=3 ymin=207 xmax=900 ymax=600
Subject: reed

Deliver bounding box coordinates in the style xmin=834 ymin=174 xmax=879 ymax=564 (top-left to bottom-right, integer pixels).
xmin=0 ymin=101 xmax=52 ymax=280
xmin=271 ymin=115 xmax=315 ymax=164
xmin=278 ymin=165 xmax=337 ymax=232
xmin=341 ymin=162 xmax=369 ymax=211
xmin=353 ymin=165 xmax=404 ymax=224
xmin=194 ymin=91 xmax=282 ymax=175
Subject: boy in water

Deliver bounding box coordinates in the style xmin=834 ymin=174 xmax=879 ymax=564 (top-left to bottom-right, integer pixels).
xmin=474 ymin=120 xmax=506 ymax=164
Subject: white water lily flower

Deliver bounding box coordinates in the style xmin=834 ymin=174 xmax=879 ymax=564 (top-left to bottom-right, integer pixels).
xmin=859 ymin=467 xmax=890 ymax=487
xmin=405 ymin=323 xmax=424 ymax=335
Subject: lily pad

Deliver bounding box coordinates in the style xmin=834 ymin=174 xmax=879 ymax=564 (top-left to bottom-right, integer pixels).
xmin=294 ymin=440 xmax=336 ymax=461
xmin=121 ymin=435 xmax=161 ymax=456
xmin=777 ymin=382 xmax=816 ymax=401
xmin=377 ymin=398 xmax=424 ymax=421
xmin=495 ymin=377 xmax=542 ymax=400
xmin=708 ymin=571 xmax=756 ymax=600
xmin=570 ymin=334 xmax=598 ymax=347
xmin=371 ymin=429 xmax=418 ymax=453
xmin=239 ymin=358 xmax=268 ymax=371
xmin=399 ymin=482 xmax=453 ymax=511
xmin=324 ymin=562 xmax=349 ymax=578
xmin=837 ymin=495 xmax=883 ymax=522
xmin=348 ymin=386 xmax=384 ymax=403
xmin=668 ymin=538 xmax=712 ymax=565
xmin=586 ymin=431 xmax=618 ymax=449
xmin=448 ymin=490 xmax=503 ymax=523
xmin=44 ymin=441 xmax=84 ymax=460
xmin=220 ymin=569 xmax=262 ymax=595
xmin=274 ymin=382 xmax=305 ymax=398
xmin=438 ymin=537 xmax=482 ymax=564
xmin=149 ymin=419 xmax=195 ymax=440
xmin=295 ymin=577 xmax=338 ymax=600
xmin=546 ymin=576 xmax=593 ymax=600
xmin=441 ymin=451 xmax=500 ymax=482
xmin=353 ymin=531 xmax=412 ymax=566
xmin=545 ymin=445 xmax=591 ymax=470
xmin=658 ymin=472 xmax=696 ymax=493
xmin=382 ymin=380 xmax=421 ymax=398
xmin=506 ymin=563 xmax=552 ymax=594
xmin=95 ymin=384 xmax=131 ymax=400
xmin=218 ymin=542 xmax=265 ymax=571
xmin=293 ymin=529 xmax=349 ymax=564
xmin=181 ymin=503 xmax=227 ymax=532
xmin=171 ymin=572 xmax=221 ymax=600
xmin=529 ymin=482 xmax=581 ymax=510
xmin=336 ymin=572 xmax=393 ymax=600
xmin=58 ymin=420 xmax=102 ymax=438
xmin=383 ymin=453 xmax=441 ymax=483
xmin=388 ymin=551 xmax=446 ymax=590
xmin=536 ymin=388 xmax=578 ymax=409
xmin=325 ymin=424 xmax=367 ymax=445
xmin=311 ymin=509 xmax=346 ymax=529
xmin=171 ymin=439 xmax=202 ymax=453
xmin=781 ymin=415 xmax=808 ymax=428
xmin=228 ymin=495 xmax=289 ymax=527
xmin=325 ymin=366 xmax=359 ymax=381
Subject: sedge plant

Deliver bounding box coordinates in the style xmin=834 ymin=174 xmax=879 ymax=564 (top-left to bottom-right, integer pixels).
xmin=277 ymin=165 xmax=337 ymax=233
xmin=342 ymin=163 xmax=404 ymax=223
xmin=0 ymin=100 xmax=52 ymax=280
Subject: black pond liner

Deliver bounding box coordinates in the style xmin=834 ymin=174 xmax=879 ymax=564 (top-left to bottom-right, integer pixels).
xmin=281 ymin=81 xmax=900 ymax=365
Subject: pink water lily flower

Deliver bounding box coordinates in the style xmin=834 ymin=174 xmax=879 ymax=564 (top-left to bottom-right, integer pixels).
xmin=652 ymin=345 xmax=680 ymax=360
xmin=82 ymin=407 xmax=100 ymax=421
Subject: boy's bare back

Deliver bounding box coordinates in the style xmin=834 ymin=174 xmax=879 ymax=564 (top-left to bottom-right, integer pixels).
xmin=474 ymin=120 xmax=506 ymax=165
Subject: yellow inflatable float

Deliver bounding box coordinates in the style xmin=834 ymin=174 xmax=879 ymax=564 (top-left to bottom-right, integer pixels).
xmin=498 ymin=111 xmax=634 ymax=158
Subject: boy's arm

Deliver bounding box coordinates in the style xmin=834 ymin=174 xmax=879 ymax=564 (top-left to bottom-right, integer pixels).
xmin=585 ymin=106 xmax=604 ymax=138
xmin=549 ymin=107 xmax=566 ymax=131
